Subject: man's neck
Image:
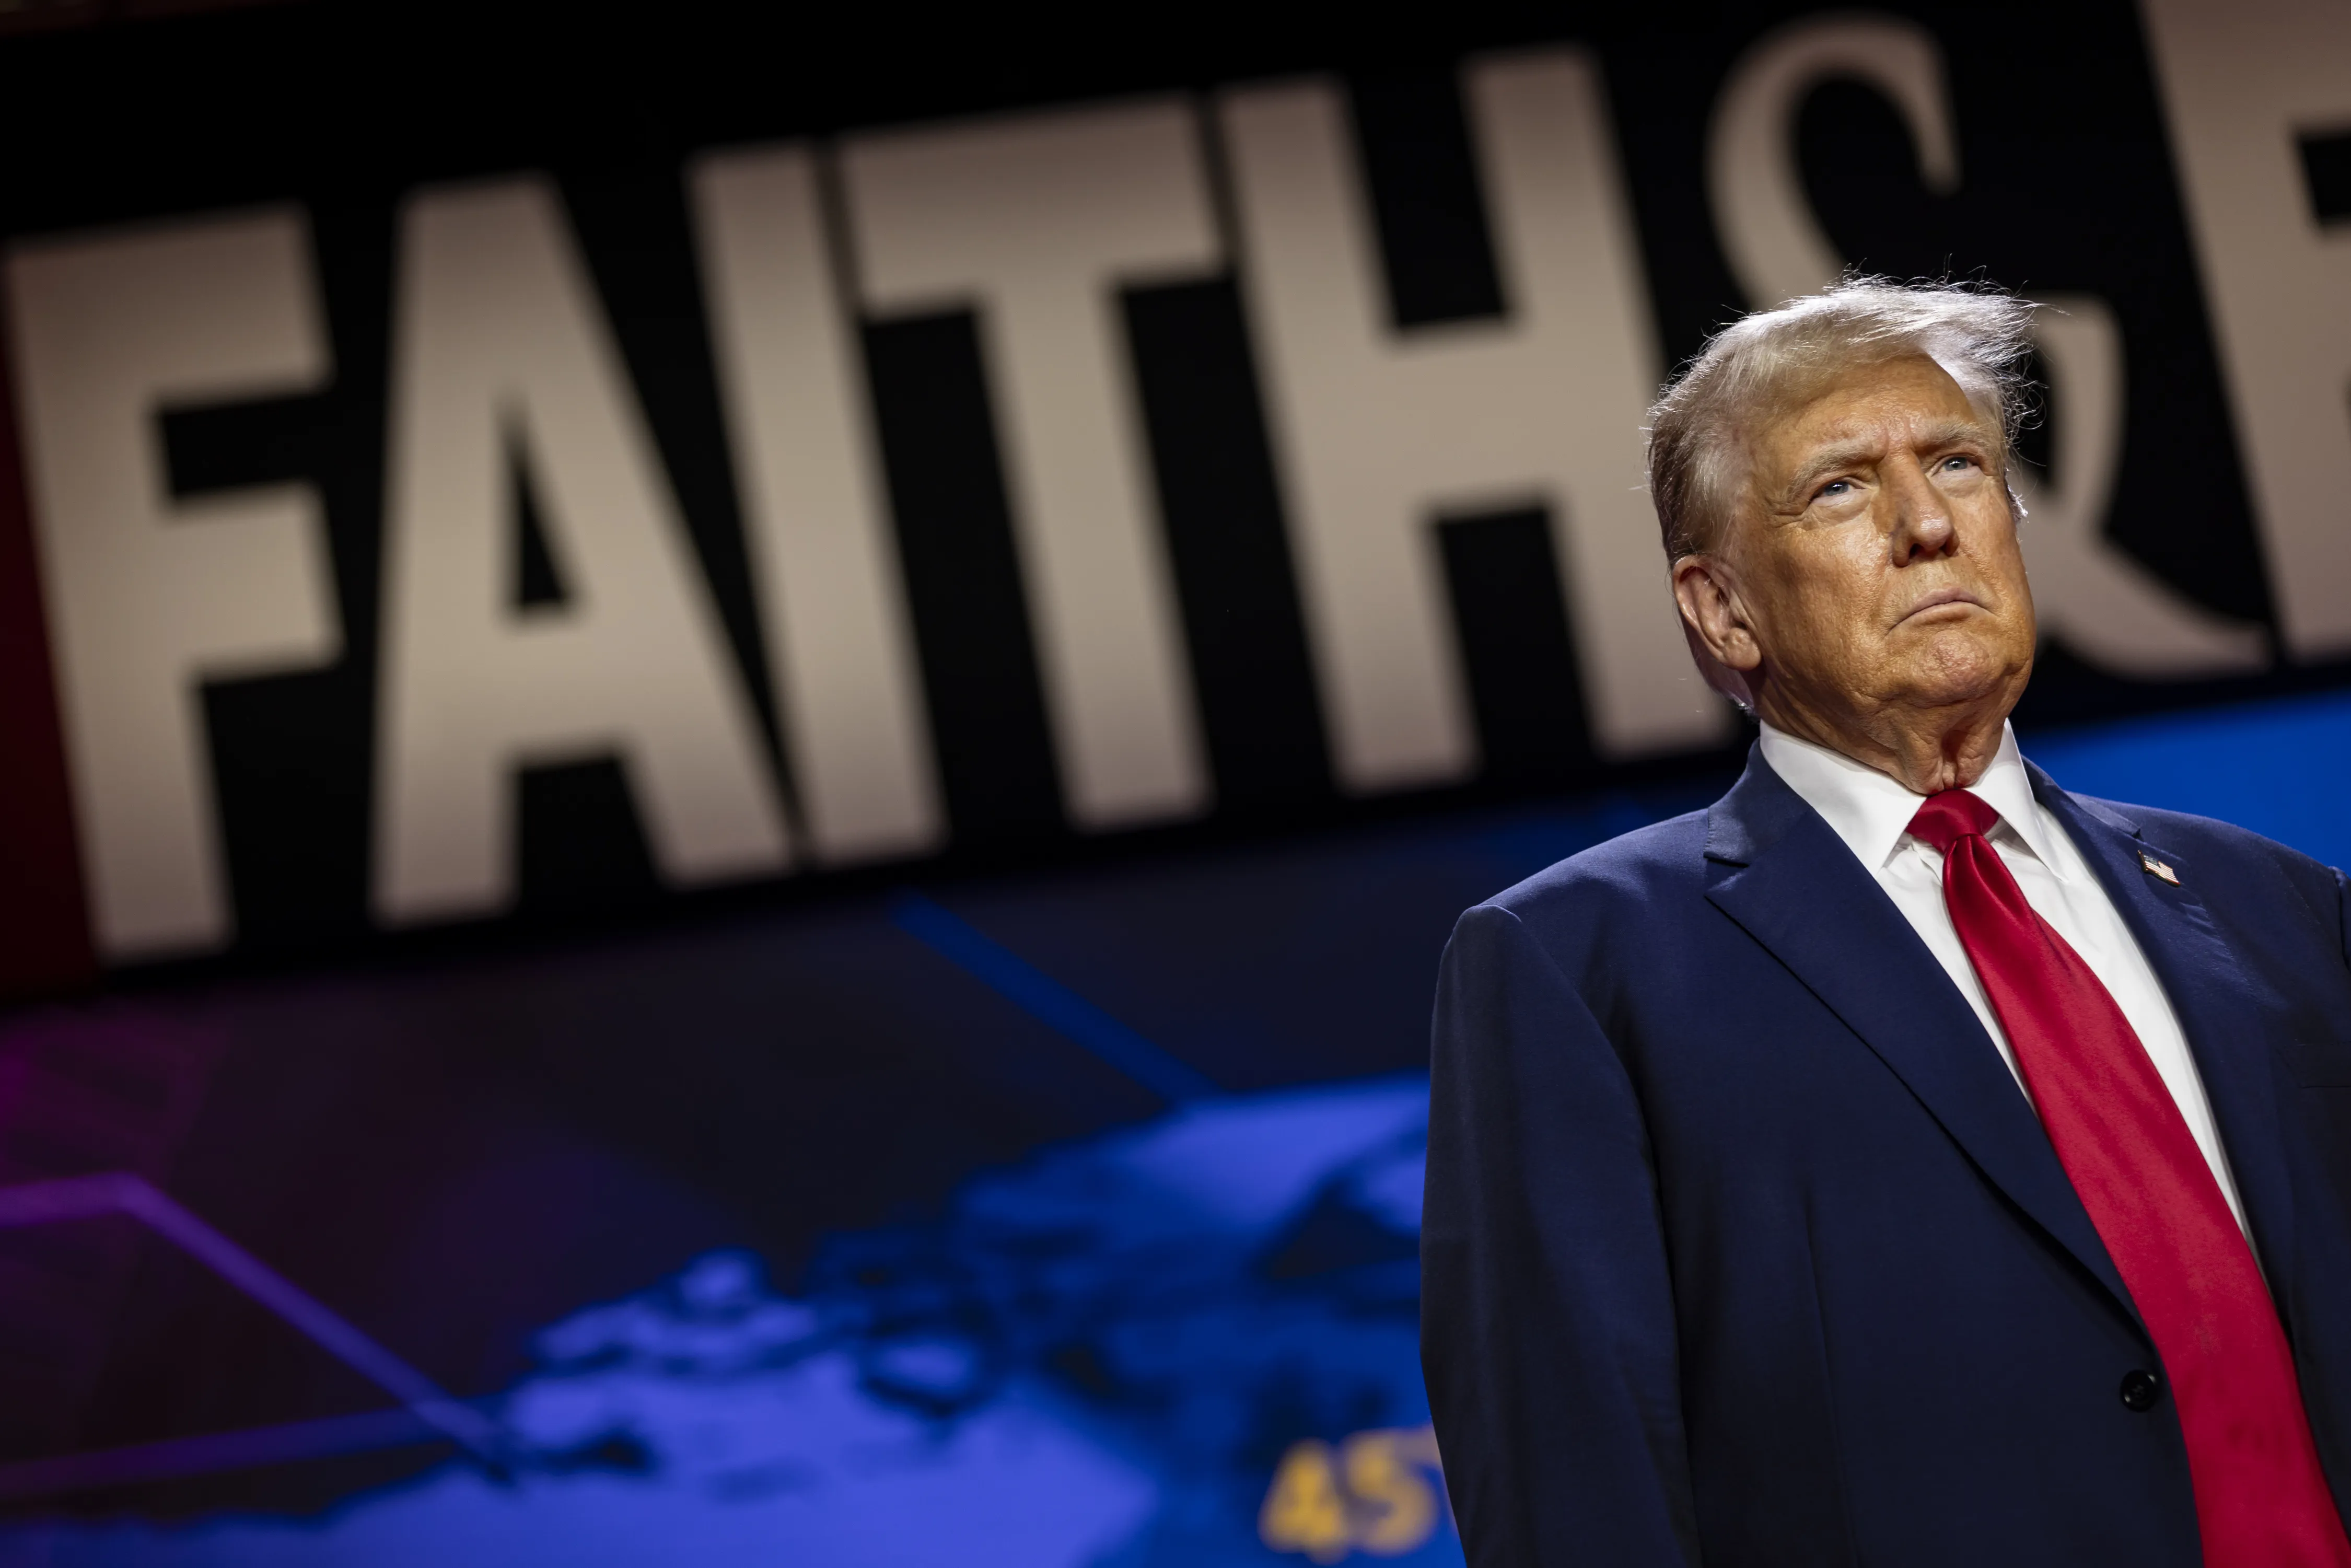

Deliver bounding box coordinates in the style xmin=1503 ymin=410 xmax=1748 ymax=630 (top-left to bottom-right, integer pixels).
xmin=1754 ymin=692 xmax=2011 ymax=796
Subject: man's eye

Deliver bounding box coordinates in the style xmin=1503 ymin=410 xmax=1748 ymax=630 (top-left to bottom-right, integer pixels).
xmin=1818 ymin=479 xmax=1852 ymax=498
xmin=1941 ymin=455 xmax=1977 ymax=471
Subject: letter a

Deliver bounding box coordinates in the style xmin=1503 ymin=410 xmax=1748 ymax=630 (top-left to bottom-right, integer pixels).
xmin=376 ymin=178 xmax=789 ymax=924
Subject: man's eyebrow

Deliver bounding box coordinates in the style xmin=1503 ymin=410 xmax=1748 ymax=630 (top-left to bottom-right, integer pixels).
xmin=1778 ymin=439 xmax=1880 ymax=502
xmin=1777 ymin=418 xmax=1997 ymax=503
xmin=1913 ymin=415 xmax=1997 ymax=452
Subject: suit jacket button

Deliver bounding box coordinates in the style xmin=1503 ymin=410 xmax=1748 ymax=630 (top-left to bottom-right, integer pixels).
xmin=2120 ymin=1369 xmax=2162 ymax=1411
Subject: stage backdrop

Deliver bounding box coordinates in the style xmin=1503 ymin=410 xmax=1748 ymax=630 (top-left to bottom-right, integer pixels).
xmin=1 ymin=0 xmax=2350 ymax=1563
xmin=1 ymin=0 xmax=2346 ymax=994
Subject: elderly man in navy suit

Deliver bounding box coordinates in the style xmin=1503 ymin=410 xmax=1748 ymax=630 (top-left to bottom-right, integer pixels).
xmin=1422 ymin=281 xmax=2351 ymax=1567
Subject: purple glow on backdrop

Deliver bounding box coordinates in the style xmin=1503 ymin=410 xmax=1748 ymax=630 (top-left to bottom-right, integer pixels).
xmin=0 ymin=1173 xmax=505 ymax=1481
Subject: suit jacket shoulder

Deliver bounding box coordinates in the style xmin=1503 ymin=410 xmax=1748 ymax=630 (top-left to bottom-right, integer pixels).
xmin=2059 ymin=787 xmax=2346 ymax=960
xmin=1467 ymin=809 xmax=1713 ymax=998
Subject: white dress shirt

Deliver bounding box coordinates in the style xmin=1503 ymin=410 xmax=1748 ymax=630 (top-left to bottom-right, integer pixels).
xmin=1758 ymin=720 xmax=2253 ymax=1240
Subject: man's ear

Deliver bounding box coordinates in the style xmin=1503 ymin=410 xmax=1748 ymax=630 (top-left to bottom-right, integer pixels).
xmin=1670 ymin=553 xmax=1761 ymax=710
xmin=1672 ymin=554 xmax=1761 ymax=673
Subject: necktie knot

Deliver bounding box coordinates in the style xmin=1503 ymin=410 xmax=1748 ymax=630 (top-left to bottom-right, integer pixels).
xmin=1907 ymin=788 xmax=2000 ymax=854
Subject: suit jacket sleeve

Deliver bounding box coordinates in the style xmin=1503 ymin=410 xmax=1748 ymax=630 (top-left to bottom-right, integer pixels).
xmin=2336 ymin=868 xmax=2351 ymax=971
xmin=1422 ymin=902 xmax=1701 ymax=1566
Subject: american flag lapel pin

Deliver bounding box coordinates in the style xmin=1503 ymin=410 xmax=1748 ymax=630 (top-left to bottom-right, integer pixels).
xmin=2139 ymin=851 xmax=2181 ymax=886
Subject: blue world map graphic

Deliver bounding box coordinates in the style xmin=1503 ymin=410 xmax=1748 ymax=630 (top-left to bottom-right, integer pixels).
xmin=0 ymin=1076 xmax=1458 ymax=1568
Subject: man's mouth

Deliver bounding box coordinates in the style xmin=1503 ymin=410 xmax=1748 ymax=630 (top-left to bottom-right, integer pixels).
xmin=1896 ymin=587 xmax=1986 ymax=624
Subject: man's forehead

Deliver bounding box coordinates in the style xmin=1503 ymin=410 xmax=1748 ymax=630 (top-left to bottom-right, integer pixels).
xmin=1791 ymin=407 xmax=1989 ymax=454
xmin=1761 ymin=358 xmax=1992 ymax=459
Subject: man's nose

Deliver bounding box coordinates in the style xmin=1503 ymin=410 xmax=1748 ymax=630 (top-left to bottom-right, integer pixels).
xmin=1886 ymin=460 xmax=1957 ymax=562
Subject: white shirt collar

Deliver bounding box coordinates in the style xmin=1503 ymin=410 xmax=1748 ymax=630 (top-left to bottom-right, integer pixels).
xmin=1756 ymin=719 xmax=2062 ymax=875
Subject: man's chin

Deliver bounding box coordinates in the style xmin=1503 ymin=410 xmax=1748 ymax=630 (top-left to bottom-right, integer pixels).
xmin=1879 ymin=633 xmax=2033 ymax=712
xmin=1895 ymin=665 xmax=2031 ymax=715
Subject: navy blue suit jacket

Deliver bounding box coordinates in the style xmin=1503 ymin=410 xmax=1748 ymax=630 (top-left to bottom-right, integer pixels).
xmin=1423 ymin=746 xmax=2351 ymax=1566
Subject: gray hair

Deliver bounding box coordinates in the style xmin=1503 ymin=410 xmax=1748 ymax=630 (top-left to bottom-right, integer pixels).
xmin=1645 ymin=279 xmax=2039 ymax=562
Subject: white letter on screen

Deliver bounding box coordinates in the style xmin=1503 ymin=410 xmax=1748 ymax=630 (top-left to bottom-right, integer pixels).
xmin=690 ymin=145 xmax=943 ymax=865
xmin=376 ymin=177 xmax=790 ymax=924
xmin=840 ymin=99 xmax=1216 ymax=830
xmin=1708 ymin=15 xmax=1961 ymax=306
xmin=2142 ymin=0 xmax=2351 ymax=659
xmin=1709 ymin=12 xmax=2262 ymax=676
xmin=5 ymin=209 xmax=341 ymax=959
xmin=2011 ymin=298 xmax=2263 ymax=675
xmin=1222 ymin=51 xmax=1726 ymax=794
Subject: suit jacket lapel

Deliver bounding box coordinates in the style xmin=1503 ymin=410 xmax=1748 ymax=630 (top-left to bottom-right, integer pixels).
xmin=2029 ymin=765 xmax=2303 ymax=1315
xmin=1704 ymin=748 xmax=2143 ymax=1327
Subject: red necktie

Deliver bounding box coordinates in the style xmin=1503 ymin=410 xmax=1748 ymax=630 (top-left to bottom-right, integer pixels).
xmin=1908 ymin=789 xmax=2350 ymax=1566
